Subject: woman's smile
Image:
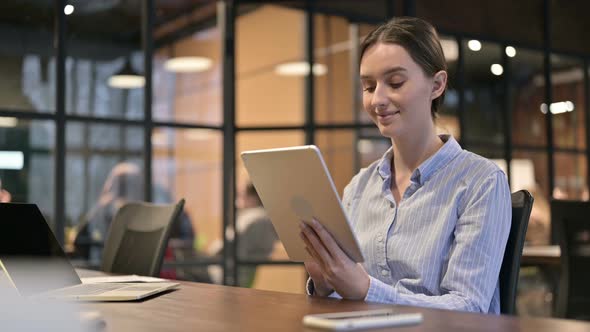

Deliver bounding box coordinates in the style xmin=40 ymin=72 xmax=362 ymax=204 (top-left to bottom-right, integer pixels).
xmin=376 ymin=110 xmax=400 ymax=124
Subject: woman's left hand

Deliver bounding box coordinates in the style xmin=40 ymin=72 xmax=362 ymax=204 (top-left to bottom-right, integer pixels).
xmin=299 ymin=218 xmax=370 ymax=300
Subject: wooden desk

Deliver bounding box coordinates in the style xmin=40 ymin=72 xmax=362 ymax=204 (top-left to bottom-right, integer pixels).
xmin=521 ymin=245 xmax=561 ymax=266
xmin=76 ymin=270 xmax=590 ymax=332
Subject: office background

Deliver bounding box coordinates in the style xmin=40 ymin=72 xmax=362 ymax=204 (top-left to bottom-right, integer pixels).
xmin=0 ymin=0 xmax=588 ymax=295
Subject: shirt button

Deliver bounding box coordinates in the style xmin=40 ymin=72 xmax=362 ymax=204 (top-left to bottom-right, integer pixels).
xmin=381 ymin=269 xmax=389 ymax=276
xmin=377 ymin=235 xmax=383 ymax=242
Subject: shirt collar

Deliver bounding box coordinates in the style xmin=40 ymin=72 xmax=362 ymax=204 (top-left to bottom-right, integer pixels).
xmin=377 ymin=135 xmax=462 ymax=185
xmin=377 ymin=148 xmax=393 ymax=180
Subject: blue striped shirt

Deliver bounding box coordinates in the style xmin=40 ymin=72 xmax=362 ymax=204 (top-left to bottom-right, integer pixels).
xmin=330 ymin=135 xmax=511 ymax=313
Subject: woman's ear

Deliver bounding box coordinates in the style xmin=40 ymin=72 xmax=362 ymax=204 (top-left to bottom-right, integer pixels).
xmin=431 ymin=70 xmax=447 ymax=100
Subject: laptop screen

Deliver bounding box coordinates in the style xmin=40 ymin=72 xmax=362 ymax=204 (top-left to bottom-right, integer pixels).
xmin=0 ymin=203 xmax=82 ymax=296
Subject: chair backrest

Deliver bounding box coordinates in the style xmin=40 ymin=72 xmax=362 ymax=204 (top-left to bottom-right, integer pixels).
xmin=499 ymin=190 xmax=534 ymax=314
xmin=101 ymin=199 xmax=185 ymax=276
xmin=552 ymin=200 xmax=590 ymax=319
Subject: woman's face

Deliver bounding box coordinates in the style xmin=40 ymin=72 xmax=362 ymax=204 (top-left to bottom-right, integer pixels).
xmin=360 ymin=42 xmax=444 ymax=140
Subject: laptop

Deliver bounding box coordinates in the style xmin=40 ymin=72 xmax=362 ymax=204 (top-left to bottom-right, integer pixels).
xmin=0 ymin=203 xmax=179 ymax=301
xmin=241 ymin=145 xmax=364 ymax=263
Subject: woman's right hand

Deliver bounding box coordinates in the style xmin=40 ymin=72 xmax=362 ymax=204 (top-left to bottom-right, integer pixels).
xmin=304 ymin=260 xmax=334 ymax=296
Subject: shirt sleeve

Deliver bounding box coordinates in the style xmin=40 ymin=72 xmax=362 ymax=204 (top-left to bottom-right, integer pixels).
xmin=237 ymin=217 xmax=277 ymax=261
xmin=364 ymin=170 xmax=512 ymax=313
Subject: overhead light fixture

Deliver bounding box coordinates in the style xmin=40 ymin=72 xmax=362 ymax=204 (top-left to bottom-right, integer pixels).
xmin=540 ymin=101 xmax=575 ymax=115
xmin=275 ymin=62 xmax=327 ymax=76
xmin=490 ymin=64 xmax=504 ymax=76
xmin=0 ymin=117 xmax=17 ymax=127
xmin=164 ymin=56 xmax=213 ymax=73
xmin=0 ymin=151 xmax=24 ymax=170
xmin=467 ymin=40 xmax=482 ymax=51
xmin=64 ymin=4 xmax=74 ymax=15
xmin=184 ymin=129 xmax=216 ymax=141
xmin=440 ymin=39 xmax=458 ymax=62
xmin=108 ymin=59 xmax=144 ymax=89
xmin=505 ymin=46 xmax=516 ymax=57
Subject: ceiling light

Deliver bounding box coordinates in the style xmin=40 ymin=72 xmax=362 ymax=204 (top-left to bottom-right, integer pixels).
xmin=490 ymin=64 xmax=504 ymax=76
xmin=164 ymin=56 xmax=213 ymax=73
xmin=108 ymin=75 xmax=145 ymax=89
xmin=275 ymin=62 xmax=327 ymax=76
xmin=184 ymin=129 xmax=215 ymax=141
xmin=64 ymin=5 xmax=74 ymax=15
xmin=0 ymin=151 xmax=24 ymax=170
xmin=0 ymin=117 xmax=17 ymax=127
xmin=108 ymin=60 xmax=144 ymax=89
xmin=505 ymin=46 xmax=516 ymax=57
xmin=540 ymin=101 xmax=575 ymax=115
xmin=440 ymin=39 xmax=458 ymax=62
xmin=467 ymin=40 xmax=482 ymax=51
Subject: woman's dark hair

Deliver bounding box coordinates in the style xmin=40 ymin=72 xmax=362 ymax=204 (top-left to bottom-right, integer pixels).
xmin=360 ymin=17 xmax=447 ymax=118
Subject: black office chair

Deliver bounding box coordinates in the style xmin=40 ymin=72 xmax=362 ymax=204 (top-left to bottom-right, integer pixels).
xmin=499 ymin=190 xmax=534 ymax=315
xmin=553 ymin=200 xmax=590 ymax=320
xmin=71 ymin=214 xmax=103 ymax=261
xmin=101 ymin=199 xmax=185 ymax=277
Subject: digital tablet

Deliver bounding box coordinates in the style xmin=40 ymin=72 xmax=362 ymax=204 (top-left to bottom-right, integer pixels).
xmin=241 ymin=145 xmax=364 ymax=263
xmin=303 ymin=309 xmax=423 ymax=331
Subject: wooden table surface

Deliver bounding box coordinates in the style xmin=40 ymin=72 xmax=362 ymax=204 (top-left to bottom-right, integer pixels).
xmin=75 ymin=270 xmax=590 ymax=332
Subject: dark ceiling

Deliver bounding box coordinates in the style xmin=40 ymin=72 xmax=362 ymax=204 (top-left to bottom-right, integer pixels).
xmin=0 ymin=0 xmax=588 ymax=60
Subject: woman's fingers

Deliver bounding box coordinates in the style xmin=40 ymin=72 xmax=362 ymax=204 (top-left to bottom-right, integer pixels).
xmin=307 ymin=218 xmax=349 ymax=261
xmin=303 ymin=246 xmax=330 ymax=277
xmin=300 ymin=221 xmax=334 ymax=265
xmin=300 ymin=232 xmax=326 ymax=268
xmin=301 ymin=220 xmax=370 ymax=299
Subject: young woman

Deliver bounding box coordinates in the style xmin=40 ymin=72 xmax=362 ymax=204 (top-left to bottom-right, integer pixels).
xmin=299 ymin=17 xmax=511 ymax=314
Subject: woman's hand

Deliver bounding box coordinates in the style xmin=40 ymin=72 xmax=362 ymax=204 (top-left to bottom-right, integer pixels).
xmin=303 ymin=260 xmax=334 ymax=296
xmin=299 ymin=219 xmax=370 ymax=300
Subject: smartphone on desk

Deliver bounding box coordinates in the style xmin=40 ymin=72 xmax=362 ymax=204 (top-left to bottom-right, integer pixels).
xmin=303 ymin=309 xmax=422 ymax=331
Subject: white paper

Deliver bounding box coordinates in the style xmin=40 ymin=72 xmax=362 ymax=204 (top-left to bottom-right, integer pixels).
xmin=80 ymin=275 xmax=169 ymax=284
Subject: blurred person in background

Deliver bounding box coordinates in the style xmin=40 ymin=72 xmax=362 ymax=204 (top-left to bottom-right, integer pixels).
xmin=208 ymin=181 xmax=278 ymax=287
xmin=73 ymin=162 xmax=207 ymax=281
